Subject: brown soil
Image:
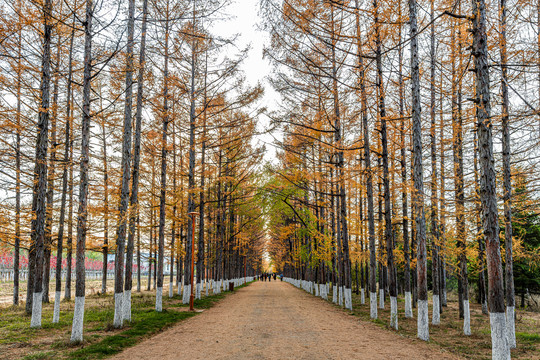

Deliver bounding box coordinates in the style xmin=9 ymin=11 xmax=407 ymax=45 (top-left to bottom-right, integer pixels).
xmin=113 ymin=281 xmax=461 ymax=360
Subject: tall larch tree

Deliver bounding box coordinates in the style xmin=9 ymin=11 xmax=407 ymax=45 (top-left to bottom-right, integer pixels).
xmin=70 ymin=0 xmax=93 ymax=342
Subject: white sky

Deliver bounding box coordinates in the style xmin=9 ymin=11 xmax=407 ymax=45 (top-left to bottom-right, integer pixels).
xmin=211 ymin=0 xmax=280 ymax=163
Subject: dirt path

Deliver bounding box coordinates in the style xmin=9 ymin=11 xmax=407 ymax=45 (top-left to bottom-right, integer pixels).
xmin=114 ymin=281 xmax=460 ymax=360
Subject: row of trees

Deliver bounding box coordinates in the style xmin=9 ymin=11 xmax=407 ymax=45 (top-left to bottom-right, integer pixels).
xmin=261 ymin=0 xmax=540 ymax=359
xmin=0 ymin=0 xmax=265 ymax=342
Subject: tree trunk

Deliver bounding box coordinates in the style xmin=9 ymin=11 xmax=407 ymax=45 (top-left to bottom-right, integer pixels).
xmin=373 ymin=0 xmax=396 ymax=326
xmin=197 ymin=53 xmax=208 ymax=300
xmin=53 ymin=20 xmax=75 ymax=321
xmin=356 ymin=0 xmax=377 ymax=318
xmin=156 ymin=4 xmax=169 ymax=311
xmin=429 ymin=1 xmax=440 ymax=326
xmin=499 ymin=0 xmax=515 ymax=348
xmin=43 ymin=38 xmax=60 ymax=304
xmin=474 ymin=131 xmax=487 ymax=314
xmin=113 ymin=0 xmax=135 ymax=328
xmin=30 ymin=0 xmax=53 ymax=328
xmin=216 ymin=149 xmax=224 ymax=294
xmin=409 ymin=0 xmax=429 ymax=340
xmin=127 ymin=0 xmax=149 ymax=302
xmin=472 ymin=0 xmax=510 ymax=354
xmin=184 ymin=4 xmax=198 ymax=304
xmin=170 ymin=114 xmax=177 ymax=298
xmin=14 ymin=0 xmax=22 ymax=306
xmin=70 ymin=0 xmax=93 ymax=342
xmin=64 ymin=115 xmax=74 ymax=301
xmin=147 ymin=192 xmax=153 ymax=292
xmin=452 ymin=13 xmax=470 ymax=333
xmin=65 ymin=125 xmax=74 ymax=301
xmin=101 ymin=121 xmax=109 ymax=296
xmin=137 ymin=214 xmax=141 ymax=292
xmin=397 ymin=0 xmax=412 ymax=318
xmin=439 ymin=76 xmax=447 ymax=308
xmin=377 ymin=156 xmax=385 ymax=309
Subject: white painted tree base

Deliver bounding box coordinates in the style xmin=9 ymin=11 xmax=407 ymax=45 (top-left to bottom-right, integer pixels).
xmin=345 ymin=288 xmax=352 ymax=310
xmin=169 ymin=283 xmax=173 ymax=298
xmin=379 ymin=288 xmax=385 ymax=309
xmin=113 ymin=292 xmax=124 ymax=328
xmin=442 ymin=289 xmax=447 ymax=306
xmin=319 ymin=284 xmax=328 ymax=300
xmin=506 ymin=306 xmax=516 ymax=349
xmin=360 ymin=288 xmax=365 ymax=304
xmin=155 ymin=287 xmax=163 ymax=312
xmin=390 ymin=296 xmax=398 ymax=330
xmin=70 ymin=296 xmax=85 ymax=343
xmin=182 ymin=284 xmax=191 ymax=304
xmin=30 ymin=291 xmax=43 ymax=328
xmin=417 ymin=299 xmax=429 ymax=341
xmin=482 ymin=301 xmax=488 ymax=315
xmin=432 ymin=294 xmax=440 ymax=325
xmin=463 ymin=299 xmax=471 ymax=335
xmin=314 ymin=282 xmax=319 ymax=297
xmin=370 ymin=292 xmax=378 ymax=319
xmin=123 ymin=290 xmax=132 ymax=322
xmin=332 ymin=285 xmax=337 ymax=303
xmin=52 ymin=291 xmax=61 ymax=323
xmin=338 ymin=286 xmax=344 ymax=306
xmin=405 ymin=291 xmax=413 ymax=318
xmin=196 ymin=283 xmax=201 ymax=300
xmin=490 ymin=312 xmax=511 ymax=360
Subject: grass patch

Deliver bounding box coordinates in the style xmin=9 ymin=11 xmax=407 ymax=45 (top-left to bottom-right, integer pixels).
xmin=517 ymin=332 xmax=540 ymax=344
xmin=68 ymin=310 xmax=196 ymax=360
xmin=0 ymin=280 xmax=254 ymax=360
xmin=21 ymin=351 xmax=54 ymax=360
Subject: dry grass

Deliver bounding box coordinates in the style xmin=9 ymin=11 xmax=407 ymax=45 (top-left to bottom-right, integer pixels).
xmin=347 ymin=291 xmax=540 ymax=360
xmin=0 ymin=277 xmax=152 ymax=306
xmin=0 ymin=281 xmax=245 ymax=360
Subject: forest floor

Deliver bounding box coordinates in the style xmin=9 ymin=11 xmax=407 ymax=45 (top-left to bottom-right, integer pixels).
xmin=0 ymin=279 xmax=244 ymax=360
xmin=349 ymin=288 xmax=540 ymax=359
xmin=1 ymin=280 xmax=539 ymax=359
xmin=113 ymin=280 xmax=459 ymax=360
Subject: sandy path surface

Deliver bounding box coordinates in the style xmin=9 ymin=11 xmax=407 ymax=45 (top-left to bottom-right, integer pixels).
xmin=114 ymin=281 xmax=460 ymax=360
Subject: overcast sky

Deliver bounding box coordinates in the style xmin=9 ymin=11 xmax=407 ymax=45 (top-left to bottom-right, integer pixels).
xmin=211 ymin=0 xmax=279 ymax=163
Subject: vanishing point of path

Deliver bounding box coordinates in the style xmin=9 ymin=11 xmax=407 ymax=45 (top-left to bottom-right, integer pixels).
xmin=114 ymin=281 xmax=460 ymax=360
